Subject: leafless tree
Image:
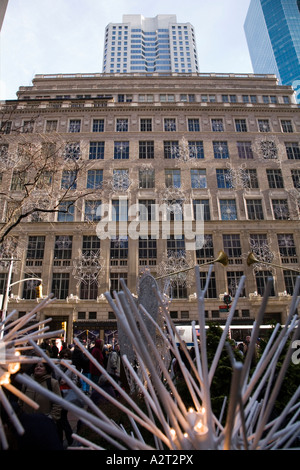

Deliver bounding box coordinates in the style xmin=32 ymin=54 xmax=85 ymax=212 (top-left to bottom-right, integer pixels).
xmin=0 ymin=104 xmax=94 ymax=244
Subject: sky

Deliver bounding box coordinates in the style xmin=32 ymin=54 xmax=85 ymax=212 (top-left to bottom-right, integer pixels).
xmin=0 ymin=0 xmax=252 ymax=100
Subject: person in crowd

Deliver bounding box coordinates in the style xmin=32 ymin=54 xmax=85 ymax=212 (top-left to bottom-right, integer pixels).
xmin=106 ymin=344 xmax=120 ymax=381
xmin=90 ymin=339 xmax=104 ymax=384
xmin=57 ymin=348 xmax=78 ymax=446
xmin=50 ymin=340 xmax=59 ymax=358
xmin=20 ymin=361 xmax=62 ymax=429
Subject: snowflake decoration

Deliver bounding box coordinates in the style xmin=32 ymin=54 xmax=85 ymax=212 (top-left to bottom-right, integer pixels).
xmin=224 ymin=163 xmax=251 ymax=191
xmin=253 ymin=136 xmax=284 ymax=166
xmin=159 ymin=186 xmax=190 ymax=218
xmin=174 ymin=137 xmax=201 ymax=167
xmin=72 ymin=250 xmax=104 ymax=286
xmin=106 ymin=171 xmax=132 ymax=196
xmin=55 ymin=236 xmax=72 ymax=250
xmin=0 ymin=237 xmax=22 ymax=272
xmin=157 ymin=250 xmax=193 ymax=290
xmin=248 ymin=237 xmax=275 ymax=272
xmin=62 ymin=142 xmax=81 ymax=161
xmin=0 ymin=146 xmax=21 ymax=169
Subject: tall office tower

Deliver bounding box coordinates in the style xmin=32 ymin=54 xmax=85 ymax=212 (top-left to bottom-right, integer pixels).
xmin=244 ymin=0 xmax=300 ymax=101
xmin=102 ymin=14 xmax=199 ymax=74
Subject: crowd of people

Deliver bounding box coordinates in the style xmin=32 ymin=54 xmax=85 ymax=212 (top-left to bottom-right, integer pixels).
xmin=3 ymin=338 xmax=122 ymax=450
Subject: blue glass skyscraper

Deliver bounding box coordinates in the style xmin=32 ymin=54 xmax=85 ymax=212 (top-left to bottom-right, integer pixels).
xmin=244 ymin=0 xmax=300 ymax=101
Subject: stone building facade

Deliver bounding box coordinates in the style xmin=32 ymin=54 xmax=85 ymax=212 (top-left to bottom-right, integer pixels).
xmin=0 ymin=72 xmax=299 ymax=344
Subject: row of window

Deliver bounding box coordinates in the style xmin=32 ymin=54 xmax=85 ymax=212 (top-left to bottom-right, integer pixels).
xmin=7 ymin=166 xmax=300 ymax=195
xmin=23 ymin=233 xmax=298 ymax=266
xmin=2 ymin=140 xmax=300 ymax=162
xmin=4 ymin=117 xmax=296 ymax=134
xmin=6 ymin=269 xmax=296 ymax=300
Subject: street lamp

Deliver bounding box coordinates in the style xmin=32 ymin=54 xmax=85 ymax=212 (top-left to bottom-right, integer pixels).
xmin=0 ymin=256 xmax=43 ymax=339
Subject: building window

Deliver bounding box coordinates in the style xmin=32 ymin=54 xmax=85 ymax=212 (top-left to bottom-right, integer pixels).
xmin=211 ymin=119 xmax=224 ymax=132
xmin=139 ymin=236 xmax=157 ymax=266
xmin=138 ymin=199 xmax=156 ymax=221
xmin=165 ymin=169 xmax=181 ymax=188
xmin=281 ymin=120 xmax=293 ymax=133
xmin=291 ymin=169 xmax=300 ymax=189
xmin=160 ymin=94 xmax=174 ymax=102
xmin=235 ymin=119 xmax=247 ymax=132
xmin=87 ymin=169 xmax=103 ymax=189
xmin=1 ymin=121 xmax=12 ymax=134
xmin=52 ymin=273 xmax=70 ymax=299
xmin=246 ymin=199 xmax=264 ymax=220
xmin=92 ymin=119 xmax=104 ymax=132
xmin=199 ymin=271 xmax=217 ymax=298
xmin=244 ymin=169 xmax=259 ymax=189
xmin=26 ymin=236 xmax=45 ymax=266
xmin=89 ymin=142 xmax=105 ymax=159
xmin=139 ymin=168 xmax=155 ymax=188
xmin=164 ymin=118 xmax=176 ymax=132
xmin=80 ymin=277 xmax=98 ymax=299
xmin=84 ymin=200 xmax=102 ymax=222
xmin=188 ymin=118 xmax=200 ymax=132
xmin=116 ymin=118 xmax=128 ymax=132
xmin=255 ymin=271 xmax=275 ymax=296
xmin=61 ymin=170 xmax=77 ymax=190
xmin=82 ymin=235 xmax=100 ymax=255
xmin=213 ymin=141 xmax=229 ymax=159
xmin=191 ymin=169 xmax=207 ymax=188
xmin=167 ymin=235 xmax=186 ymax=257
xmin=223 ymin=234 xmax=242 ymax=264
xmin=57 ymin=202 xmax=75 ymax=222
xmin=283 ymin=271 xmax=298 ymax=296
xmin=164 ymin=141 xmax=179 ymax=159
xmin=23 ymin=274 xmax=42 ymax=300
xmin=285 ymin=142 xmax=300 ymax=160
xmin=180 ymin=94 xmax=195 ymax=102
xmin=277 ymin=234 xmax=298 ymax=264
xmin=22 ymin=120 xmax=34 ymax=133
xmin=114 ymin=141 xmax=129 ymax=159
xmin=110 ymin=237 xmax=128 ymax=266
xmin=54 ymin=236 xmax=72 ymax=265
xmin=188 ymin=141 xmax=204 ymax=159
xmin=237 ymin=141 xmax=253 ymax=159
xmin=227 ymin=271 xmax=246 ymax=297
xmin=216 ymin=169 xmax=233 ymax=189
xmin=272 ymin=199 xmax=289 ymax=220
xmin=139 ymin=141 xmax=154 ymax=159
xmin=69 ymin=120 xmax=81 ymax=133
xmin=45 ymin=120 xmax=58 ymax=132
xmin=110 ymin=272 xmax=127 ymax=295
xmin=10 ymin=171 xmax=26 ymax=190
xmin=64 ymin=142 xmax=81 ymax=161
xmin=220 ymin=199 xmax=237 ymax=220
xmin=258 ymin=119 xmax=270 ymax=132
xmin=193 ymin=199 xmax=211 ymax=221
xmin=111 ymin=199 xmax=128 ymax=222
xmin=266 ymin=169 xmax=284 ymax=188
xmin=140 ymin=119 xmax=152 ymax=132
xmin=196 ymin=234 xmax=214 ymax=264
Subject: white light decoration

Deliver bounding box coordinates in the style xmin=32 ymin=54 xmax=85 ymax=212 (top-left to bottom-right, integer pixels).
xmin=224 ymin=162 xmax=251 ymax=191
xmin=249 ymin=236 xmax=275 ymax=272
xmin=72 ymin=250 xmax=105 ymax=287
xmin=1 ymin=271 xmax=299 ymax=450
xmin=106 ymin=170 xmax=132 ymax=196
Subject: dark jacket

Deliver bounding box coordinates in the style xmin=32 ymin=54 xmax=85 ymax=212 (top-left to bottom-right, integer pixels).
xmin=89 ymin=339 xmax=104 ymax=376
